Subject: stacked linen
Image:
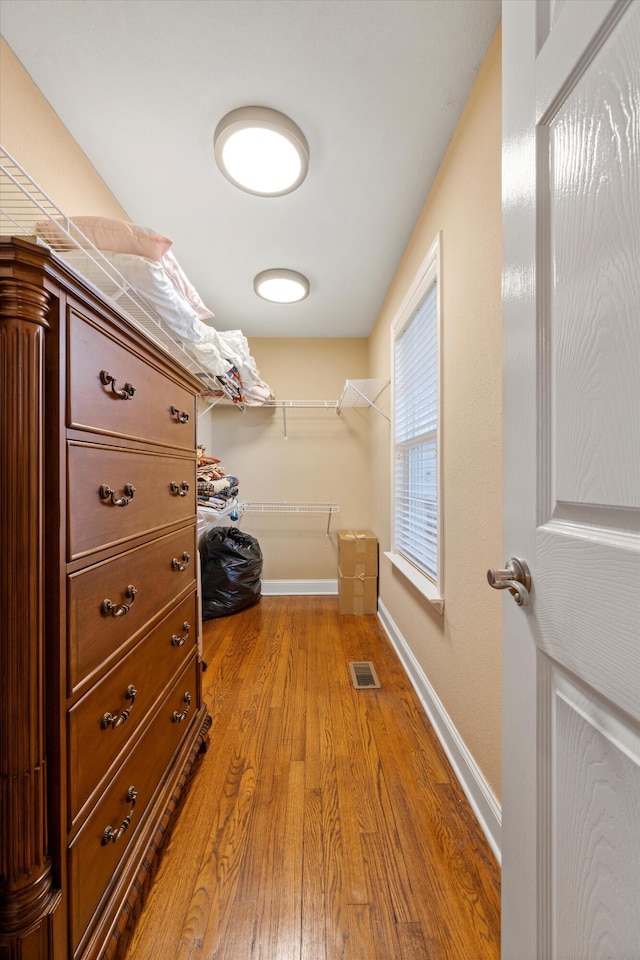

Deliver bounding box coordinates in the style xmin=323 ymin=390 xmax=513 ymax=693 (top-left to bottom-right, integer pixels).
xmin=99 ymin=251 xmax=274 ymax=405
xmin=194 ymin=327 xmax=274 ymax=406
xmin=196 ymin=449 xmax=239 ymax=512
xmin=36 ymin=216 xmax=275 ymax=406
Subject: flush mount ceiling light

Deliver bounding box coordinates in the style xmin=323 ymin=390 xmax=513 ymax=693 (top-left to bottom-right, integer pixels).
xmin=214 ymin=106 xmax=309 ymax=196
xmin=254 ymin=269 xmax=310 ymax=304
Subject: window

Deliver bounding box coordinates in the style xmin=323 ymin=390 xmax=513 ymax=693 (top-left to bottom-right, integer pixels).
xmin=386 ymin=235 xmax=443 ymax=611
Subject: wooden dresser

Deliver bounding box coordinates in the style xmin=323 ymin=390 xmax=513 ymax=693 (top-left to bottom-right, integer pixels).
xmin=0 ymin=237 xmax=211 ymax=960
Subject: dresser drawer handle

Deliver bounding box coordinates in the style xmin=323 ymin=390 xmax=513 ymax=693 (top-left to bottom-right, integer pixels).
xmin=171 ymin=622 xmax=191 ymax=647
xmin=100 ymin=370 xmax=136 ymax=400
xmin=99 ymin=482 xmax=136 ymax=507
xmin=169 ymin=481 xmax=190 ymax=497
xmin=171 ymin=552 xmax=190 ymax=572
xmin=101 ymin=684 xmax=138 ymax=730
xmin=101 ymin=786 xmax=137 ymax=845
xmin=172 ymin=692 xmax=192 ymax=723
xmin=101 ymin=584 xmax=137 ymax=617
xmin=170 ymin=405 xmax=190 ymax=424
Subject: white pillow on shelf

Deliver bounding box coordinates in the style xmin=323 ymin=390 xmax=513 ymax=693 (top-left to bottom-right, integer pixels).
xmin=37 ymin=216 xmax=215 ymax=321
xmin=107 ymin=251 xmax=209 ymax=343
xmin=161 ymin=250 xmax=215 ymax=320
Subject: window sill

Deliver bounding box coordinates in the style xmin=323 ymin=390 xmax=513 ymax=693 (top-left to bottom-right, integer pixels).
xmin=384 ymin=551 xmax=444 ymax=614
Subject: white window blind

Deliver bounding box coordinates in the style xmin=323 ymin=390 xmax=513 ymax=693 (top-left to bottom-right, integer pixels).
xmin=394 ymin=279 xmax=439 ymax=583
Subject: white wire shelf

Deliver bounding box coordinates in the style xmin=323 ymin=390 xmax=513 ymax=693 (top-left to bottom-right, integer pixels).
xmin=242 ymin=500 xmax=340 ymax=536
xmin=259 ymin=379 xmax=390 ymax=437
xmin=197 ymin=499 xmax=340 ymax=536
xmin=0 ymin=146 xmax=239 ymax=405
xmin=264 ymin=400 xmax=339 ymax=409
xmin=260 ymin=400 xmax=335 ymax=439
xmin=262 ymin=380 xmax=389 ymax=413
xmin=244 ymin=501 xmax=340 ymax=514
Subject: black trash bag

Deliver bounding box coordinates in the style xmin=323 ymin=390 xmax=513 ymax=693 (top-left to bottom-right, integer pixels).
xmin=200 ymin=526 xmax=262 ymax=619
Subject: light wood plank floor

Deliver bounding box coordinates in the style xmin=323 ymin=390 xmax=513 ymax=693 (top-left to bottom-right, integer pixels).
xmin=122 ymin=596 xmax=500 ymax=959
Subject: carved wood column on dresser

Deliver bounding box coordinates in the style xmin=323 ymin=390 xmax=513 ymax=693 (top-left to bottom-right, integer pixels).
xmin=0 ymin=237 xmax=211 ymax=960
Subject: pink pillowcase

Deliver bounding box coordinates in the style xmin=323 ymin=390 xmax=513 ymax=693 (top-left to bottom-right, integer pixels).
xmin=37 ymin=215 xmax=173 ymax=261
xmin=37 ymin=216 xmax=214 ymax=319
xmin=162 ymin=250 xmax=214 ymax=320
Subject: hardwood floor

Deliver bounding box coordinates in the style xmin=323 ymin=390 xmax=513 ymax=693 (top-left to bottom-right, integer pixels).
xmin=121 ymin=596 xmax=500 ymax=959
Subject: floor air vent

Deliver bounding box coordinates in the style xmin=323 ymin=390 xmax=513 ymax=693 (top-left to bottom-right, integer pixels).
xmin=349 ymin=661 xmax=381 ymax=689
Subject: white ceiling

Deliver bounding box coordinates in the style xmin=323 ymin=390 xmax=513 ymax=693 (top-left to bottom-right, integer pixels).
xmin=1 ymin=0 xmax=500 ymax=338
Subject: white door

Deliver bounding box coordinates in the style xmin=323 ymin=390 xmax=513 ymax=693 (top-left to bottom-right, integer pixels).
xmin=501 ymin=1 xmax=640 ymax=957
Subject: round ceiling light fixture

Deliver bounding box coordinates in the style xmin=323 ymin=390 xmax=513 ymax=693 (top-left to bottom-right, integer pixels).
xmin=214 ymin=106 xmax=309 ymax=197
xmin=254 ymin=269 xmax=310 ymax=304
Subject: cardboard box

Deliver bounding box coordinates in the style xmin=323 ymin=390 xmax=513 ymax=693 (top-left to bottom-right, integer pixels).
xmin=337 ymin=530 xmax=378 ymax=578
xmin=338 ymin=570 xmax=378 ymax=615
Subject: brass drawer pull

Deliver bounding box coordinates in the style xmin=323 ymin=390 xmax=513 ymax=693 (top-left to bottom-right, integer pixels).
xmin=169 ymin=405 xmax=190 ymax=424
xmin=169 ymin=481 xmax=190 ymax=497
xmin=172 ymin=692 xmax=191 ymax=723
xmin=101 ymin=786 xmax=137 ymax=845
xmin=171 ymin=622 xmax=191 ymax=647
xmin=171 ymin=552 xmax=190 ymax=572
xmin=100 ymin=370 xmax=135 ymax=400
xmin=99 ymin=482 xmax=136 ymax=507
xmin=101 ymin=584 xmax=137 ymax=617
xmin=101 ymin=684 xmax=138 ymax=730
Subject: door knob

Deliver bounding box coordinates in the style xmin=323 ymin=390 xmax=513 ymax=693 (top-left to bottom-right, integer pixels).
xmin=487 ymin=558 xmax=531 ymax=606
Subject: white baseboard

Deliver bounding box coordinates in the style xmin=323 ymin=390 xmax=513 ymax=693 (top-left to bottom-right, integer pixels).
xmin=261 ymin=579 xmax=338 ymax=596
xmin=377 ymin=598 xmax=502 ymax=864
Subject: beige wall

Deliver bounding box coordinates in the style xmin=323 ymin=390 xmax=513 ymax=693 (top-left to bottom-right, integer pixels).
xmin=368 ymin=28 xmax=503 ymax=798
xmin=0 ymin=38 xmax=128 ymax=218
xmin=198 ymin=337 xmax=371 ymax=581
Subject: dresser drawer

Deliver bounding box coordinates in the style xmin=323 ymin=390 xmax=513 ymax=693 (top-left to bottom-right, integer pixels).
xmin=68 ymin=655 xmax=198 ymax=953
xmin=68 ymin=591 xmax=198 ymax=823
xmin=67 ymin=440 xmax=195 ymax=560
xmin=68 ymin=526 xmax=197 ymax=694
xmin=68 ymin=308 xmax=196 ymax=450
